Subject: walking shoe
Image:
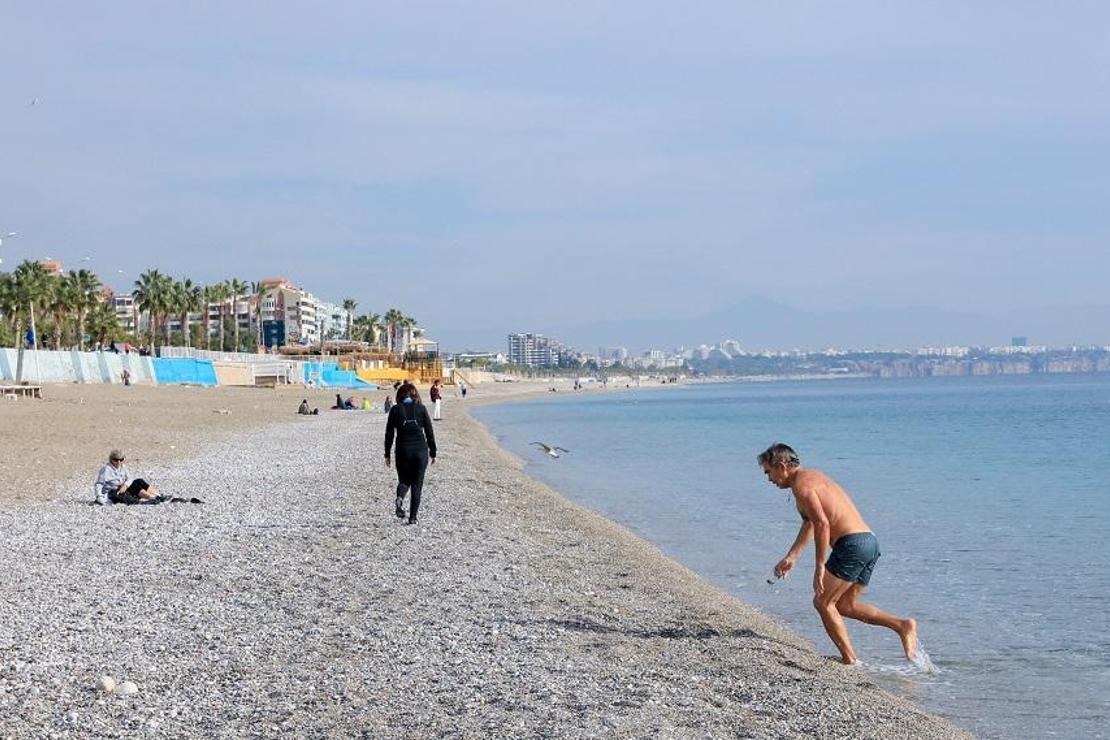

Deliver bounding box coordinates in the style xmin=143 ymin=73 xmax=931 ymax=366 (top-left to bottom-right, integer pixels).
xmin=395 ymin=497 xmax=406 ymax=519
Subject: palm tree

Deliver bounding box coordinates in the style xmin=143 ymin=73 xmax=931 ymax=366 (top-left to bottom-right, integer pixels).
xmin=202 ymin=284 xmax=218 ymax=350
xmin=132 ymin=269 xmax=172 ymax=348
xmin=342 ymin=298 xmax=357 ymax=340
xmin=0 ymin=272 xmax=17 ymax=343
xmin=367 ymin=312 xmax=383 ymax=348
xmin=46 ymin=273 xmax=72 ymax=349
xmin=251 ymin=280 xmax=268 ymax=348
xmin=65 ymin=269 xmax=102 ymax=351
xmin=209 ymin=282 xmax=230 ymax=351
xmin=384 ymin=308 xmax=404 ymax=353
xmin=12 ymin=260 xmax=52 ymax=381
xmin=86 ymin=300 xmax=119 ymax=348
xmin=394 ymin=314 xmax=417 ymax=355
xmin=351 ymin=313 xmax=380 ymax=345
xmin=175 ymin=278 xmax=203 ymax=348
xmin=226 ymin=277 xmax=249 ymax=352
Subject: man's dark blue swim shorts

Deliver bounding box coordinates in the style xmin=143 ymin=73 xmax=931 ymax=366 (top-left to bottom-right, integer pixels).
xmin=826 ymin=532 xmax=881 ymax=586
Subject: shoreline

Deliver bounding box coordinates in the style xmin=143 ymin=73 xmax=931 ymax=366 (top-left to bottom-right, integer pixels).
xmin=456 ymin=385 xmax=968 ymax=737
xmin=0 ymin=381 xmax=969 ymax=736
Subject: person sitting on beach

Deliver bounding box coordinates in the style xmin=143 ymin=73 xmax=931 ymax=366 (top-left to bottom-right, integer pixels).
xmin=94 ymin=449 xmax=160 ymax=505
xmin=758 ymin=443 xmax=918 ymax=665
xmin=298 ymin=399 xmax=319 ymax=415
xmin=333 ymin=393 xmax=344 ymax=410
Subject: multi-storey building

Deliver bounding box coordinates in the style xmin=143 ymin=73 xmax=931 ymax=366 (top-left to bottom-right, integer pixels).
xmin=508 ymin=333 xmax=585 ymax=368
xmin=598 ymin=346 xmax=629 ymax=365
xmin=110 ymin=292 xmax=138 ymax=335
xmin=254 ymin=278 xmax=320 ymax=346
xmin=507 ymin=333 xmax=552 ymax=367
xmin=316 ymin=301 xmax=352 ymax=341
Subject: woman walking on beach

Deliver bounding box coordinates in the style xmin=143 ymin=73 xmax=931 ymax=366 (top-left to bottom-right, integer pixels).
xmin=384 ymin=383 xmax=437 ymax=524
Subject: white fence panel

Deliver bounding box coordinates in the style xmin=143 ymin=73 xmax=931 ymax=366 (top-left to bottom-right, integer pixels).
xmin=0 ymin=349 xmax=155 ymax=384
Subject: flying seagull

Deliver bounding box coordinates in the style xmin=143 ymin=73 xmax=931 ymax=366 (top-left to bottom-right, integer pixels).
xmin=531 ymin=442 xmax=570 ymax=458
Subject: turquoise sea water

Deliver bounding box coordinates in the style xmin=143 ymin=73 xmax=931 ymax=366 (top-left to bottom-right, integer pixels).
xmin=474 ymin=374 xmax=1110 ymax=739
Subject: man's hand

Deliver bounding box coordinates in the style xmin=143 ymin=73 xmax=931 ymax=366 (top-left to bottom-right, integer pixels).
xmin=430 ymin=457 xmax=436 ymax=465
xmin=384 ymin=457 xmax=391 ymax=468
xmin=813 ymin=565 xmax=826 ymax=597
xmin=774 ymin=557 xmax=795 ymax=579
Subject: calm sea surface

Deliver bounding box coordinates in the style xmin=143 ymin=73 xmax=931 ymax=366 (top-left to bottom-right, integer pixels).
xmin=474 ymin=374 xmax=1110 ymax=739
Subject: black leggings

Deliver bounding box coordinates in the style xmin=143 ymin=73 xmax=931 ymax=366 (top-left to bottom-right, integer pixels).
xmin=109 ymin=479 xmax=151 ymax=505
xmin=395 ymin=450 xmax=429 ymax=520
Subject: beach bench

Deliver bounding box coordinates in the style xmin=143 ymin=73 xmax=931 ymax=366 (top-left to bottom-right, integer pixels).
xmin=1 ymin=385 xmax=43 ymax=400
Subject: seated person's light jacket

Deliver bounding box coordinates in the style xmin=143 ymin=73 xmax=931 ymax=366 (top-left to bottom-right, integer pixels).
xmin=94 ymin=463 xmax=129 ymax=505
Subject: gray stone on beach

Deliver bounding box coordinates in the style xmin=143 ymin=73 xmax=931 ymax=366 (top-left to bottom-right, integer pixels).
xmin=95 ymin=675 xmax=116 ymax=694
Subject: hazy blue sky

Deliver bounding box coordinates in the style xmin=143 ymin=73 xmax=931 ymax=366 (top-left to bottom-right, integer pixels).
xmin=2 ymin=2 xmax=1108 ymax=350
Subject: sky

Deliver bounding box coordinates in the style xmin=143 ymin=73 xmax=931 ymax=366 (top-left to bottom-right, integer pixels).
xmin=2 ymin=2 xmax=1108 ymax=351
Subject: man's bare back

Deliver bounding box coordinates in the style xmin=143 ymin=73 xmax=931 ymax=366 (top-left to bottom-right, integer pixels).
xmin=789 ymin=469 xmax=870 ymax=544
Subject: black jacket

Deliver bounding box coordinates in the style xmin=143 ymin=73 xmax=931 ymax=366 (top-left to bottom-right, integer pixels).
xmin=384 ymin=402 xmax=437 ymax=458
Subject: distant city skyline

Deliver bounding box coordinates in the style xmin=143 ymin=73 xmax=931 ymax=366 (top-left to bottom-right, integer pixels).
xmin=3 ymin=3 xmax=1109 ymax=351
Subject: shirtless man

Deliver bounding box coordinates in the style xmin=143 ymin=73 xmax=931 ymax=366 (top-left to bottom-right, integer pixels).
xmin=758 ymin=443 xmax=917 ymax=665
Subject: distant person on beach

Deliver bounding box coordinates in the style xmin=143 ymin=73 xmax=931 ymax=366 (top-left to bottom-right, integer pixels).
xmin=460 ymin=384 xmax=467 ymax=399
xmin=383 ymin=395 xmax=393 ymax=413
xmin=94 ymin=449 xmax=160 ymax=505
xmin=384 ymin=383 xmax=437 ymax=525
xmin=430 ymin=379 xmax=443 ymax=420
xmin=758 ymin=443 xmax=918 ymax=665
xmin=298 ymin=399 xmax=318 ymax=415
xmin=121 ymin=369 xmax=131 ymax=386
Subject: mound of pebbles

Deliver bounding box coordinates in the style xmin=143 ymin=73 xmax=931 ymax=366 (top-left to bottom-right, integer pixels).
xmin=0 ymin=407 xmax=968 ymax=738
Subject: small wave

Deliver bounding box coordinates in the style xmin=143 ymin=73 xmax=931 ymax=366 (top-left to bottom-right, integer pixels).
xmin=863 ymin=645 xmax=940 ymax=676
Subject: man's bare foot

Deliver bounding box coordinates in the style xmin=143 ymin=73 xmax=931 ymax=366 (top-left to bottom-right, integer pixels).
xmin=899 ymin=618 xmax=918 ymax=660
xmin=824 ymin=655 xmax=859 ymax=666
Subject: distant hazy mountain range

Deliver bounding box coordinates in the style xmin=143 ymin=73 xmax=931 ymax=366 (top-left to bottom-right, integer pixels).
xmin=440 ymin=297 xmax=1110 ymax=354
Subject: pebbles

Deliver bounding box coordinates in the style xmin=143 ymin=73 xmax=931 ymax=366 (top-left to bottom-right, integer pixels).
xmin=0 ymin=404 xmax=968 ymax=738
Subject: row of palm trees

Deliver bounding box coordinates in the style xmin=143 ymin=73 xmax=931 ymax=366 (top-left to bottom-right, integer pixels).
xmin=348 ymin=307 xmax=421 ymax=352
xmin=0 ymin=261 xmax=114 ymax=351
xmin=1 ymin=259 xmax=422 ymax=354
xmin=130 ymin=269 xmax=261 ymax=352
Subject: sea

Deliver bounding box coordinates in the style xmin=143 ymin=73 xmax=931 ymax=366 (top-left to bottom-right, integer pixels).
xmin=474 ymin=373 xmax=1110 ymax=739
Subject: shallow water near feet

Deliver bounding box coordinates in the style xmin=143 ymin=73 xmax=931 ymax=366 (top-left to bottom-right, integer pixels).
xmin=477 ymin=374 xmax=1110 ymax=739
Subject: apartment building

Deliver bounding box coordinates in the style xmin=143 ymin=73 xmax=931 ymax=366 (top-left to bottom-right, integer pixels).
xmin=253 ymin=278 xmax=321 ymax=346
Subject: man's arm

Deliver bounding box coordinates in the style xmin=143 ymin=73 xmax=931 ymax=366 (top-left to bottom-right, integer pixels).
xmin=775 ymin=519 xmax=814 ymax=577
xmin=793 ymin=487 xmax=831 ymax=595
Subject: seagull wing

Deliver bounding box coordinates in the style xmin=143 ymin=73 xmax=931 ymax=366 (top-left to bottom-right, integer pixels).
xmin=554 ymin=447 xmax=570 ymax=454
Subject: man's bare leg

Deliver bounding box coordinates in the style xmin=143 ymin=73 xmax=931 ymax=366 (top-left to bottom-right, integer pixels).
xmin=813 ymin=573 xmax=858 ymax=664
xmin=837 ymin=585 xmax=918 ymax=660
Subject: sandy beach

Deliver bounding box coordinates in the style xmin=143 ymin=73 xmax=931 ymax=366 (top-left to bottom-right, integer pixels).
xmin=0 ymin=383 xmax=970 ymax=737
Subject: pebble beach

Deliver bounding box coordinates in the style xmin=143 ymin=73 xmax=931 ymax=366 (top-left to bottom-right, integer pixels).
xmin=0 ymin=384 xmax=971 ymax=738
